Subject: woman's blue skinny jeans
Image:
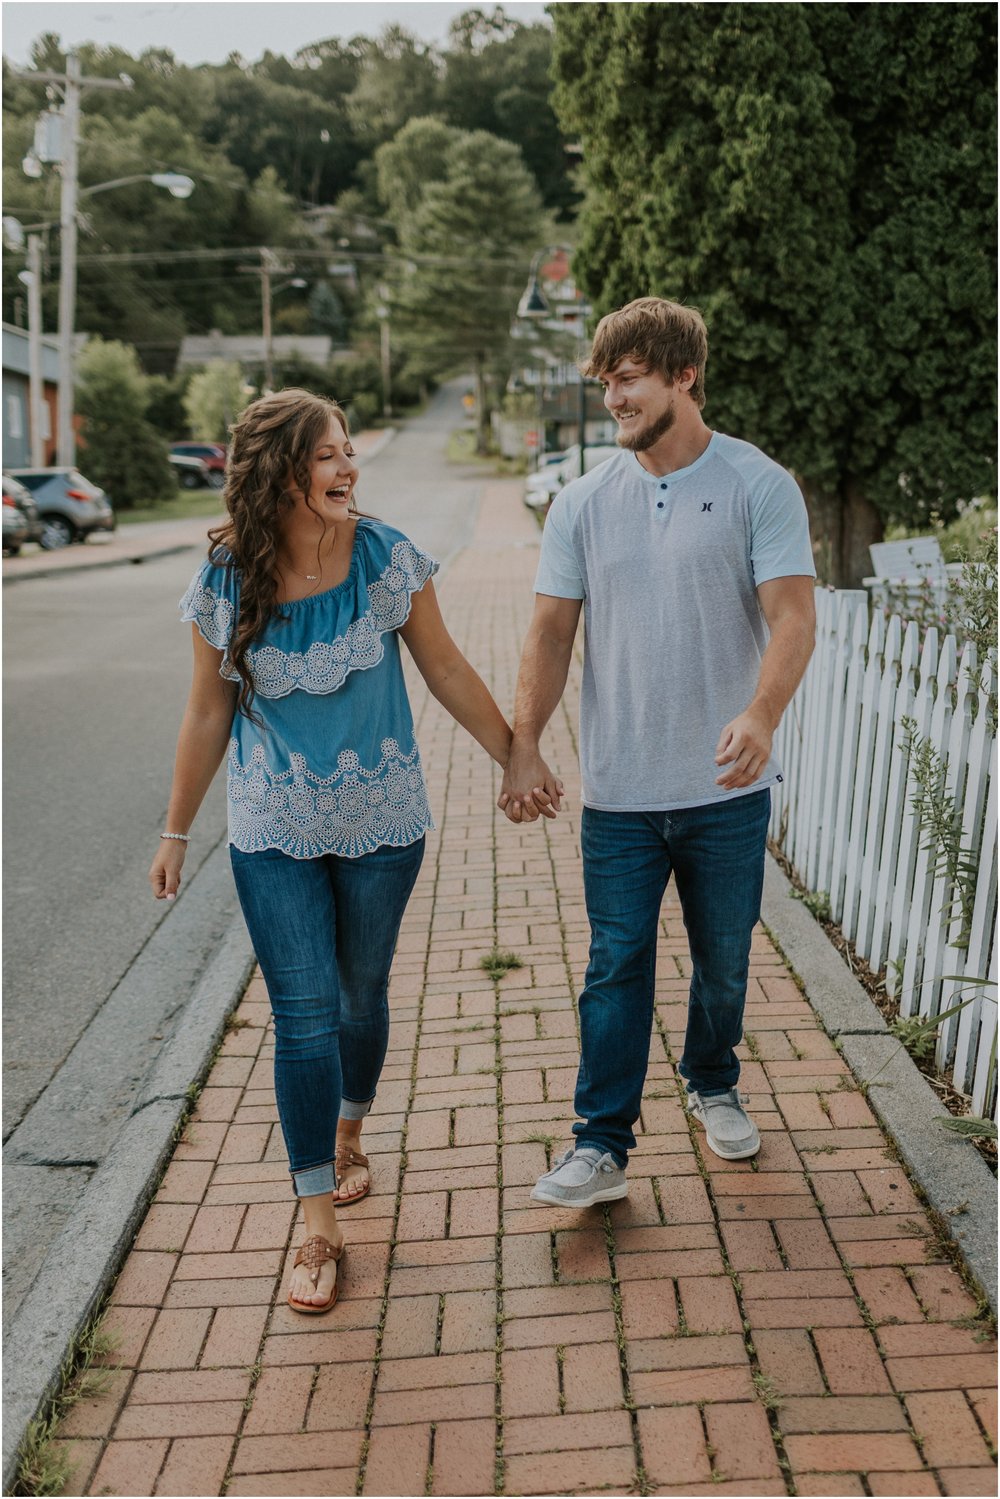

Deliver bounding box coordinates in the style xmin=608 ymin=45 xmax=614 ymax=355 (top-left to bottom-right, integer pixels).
xmin=230 ymin=837 xmax=424 ymax=1197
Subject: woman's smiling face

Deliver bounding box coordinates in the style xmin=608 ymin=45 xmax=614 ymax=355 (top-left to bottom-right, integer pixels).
xmin=287 ymin=414 xmax=359 ymax=526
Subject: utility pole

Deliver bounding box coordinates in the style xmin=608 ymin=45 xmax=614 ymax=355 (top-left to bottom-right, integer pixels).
xmin=239 ymin=248 xmax=290 ymax=392
xmin=12 ymin=53 xmax=133 ymax=464
xmin=25 ymin=236 xmax=45 ymax=465
xmin=56 ymin=52 xmax=81 ymax=466
xmin=376 ymin=284 xmax=392 ymax=420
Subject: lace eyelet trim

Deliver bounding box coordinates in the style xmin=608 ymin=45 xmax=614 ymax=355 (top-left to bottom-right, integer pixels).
xmin=180 ymin=540 xmax=437 ymax=698
xmin=227 ymin=736 xmax=433 ymax=860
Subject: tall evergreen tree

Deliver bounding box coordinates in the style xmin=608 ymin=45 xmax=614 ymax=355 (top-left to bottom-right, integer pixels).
xmin=380 ymin=128 xmax=547 ymax=450
xmin=551 ymin=2 xmax=997 ymax=583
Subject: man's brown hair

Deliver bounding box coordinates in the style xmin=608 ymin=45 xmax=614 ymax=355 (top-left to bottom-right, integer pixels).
xmin=582 ymin=297 xmax=709 ymax=409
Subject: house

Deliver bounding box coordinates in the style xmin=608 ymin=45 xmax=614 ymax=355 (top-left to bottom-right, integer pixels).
xmin=176 ymin=333 xmax=335 ymax=373
xmin=510 ymin=249 xmax=616 ymax=455
xmin=2 ymin=321 xmax=59 ymax=466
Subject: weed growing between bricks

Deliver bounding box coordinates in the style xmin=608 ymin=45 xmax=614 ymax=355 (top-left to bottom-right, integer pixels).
xmin=657 ymin=1004 xmax=799 ymax=1494
xmin=766 ymin=912 xmax=996 ymax=1311
xmin=766 ymin=847 xmax=997 ymax=1170
xmin=600 ymin=1210 xmax=652 ymax=1495
xmin=12 ymin=1318 xmax=119 ymax=1497
xmin=354 ymin=710 xmax=444 ymax=1498
xmin=781 ymin=1072 xmax=971 ymax=1488
xmin=482 ymin=780 xmax=508 ymax=1499
xmin=11 ymin=989 xmax=256 ymax=1498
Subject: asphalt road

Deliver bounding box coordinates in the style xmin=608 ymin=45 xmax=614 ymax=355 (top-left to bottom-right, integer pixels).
xmin=2 ymin=383 xmax=489 ymax=1322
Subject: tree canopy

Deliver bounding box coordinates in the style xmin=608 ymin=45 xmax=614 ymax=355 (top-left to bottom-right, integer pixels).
xmin=551 ymin=2 xmax=997 ymax=582
xmin=2 ymin=10 xmax=573 ymax=375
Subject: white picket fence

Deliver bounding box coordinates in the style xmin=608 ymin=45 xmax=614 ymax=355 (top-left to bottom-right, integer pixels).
xmin=770 ymin=588 xmax=998 ymax=1118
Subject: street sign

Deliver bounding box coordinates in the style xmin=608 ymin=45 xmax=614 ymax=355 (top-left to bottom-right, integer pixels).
xmin=524 ymin=430 xmax=539 ymax=448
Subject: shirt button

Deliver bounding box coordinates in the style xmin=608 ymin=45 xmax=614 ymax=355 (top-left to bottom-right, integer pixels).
xmin=656 ymin=501 xmax=665 ymax=509
xmin=660 ymin=482 xmax=668 ymax=489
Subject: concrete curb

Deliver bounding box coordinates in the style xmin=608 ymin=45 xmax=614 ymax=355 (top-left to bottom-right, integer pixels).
xmin=1 ymin=542 xmax=198 ymax=586
xmin=1 ymin=915 xmax=256 ymax=1491
xmin=761 ymin=854 xmax=997 ymax=1312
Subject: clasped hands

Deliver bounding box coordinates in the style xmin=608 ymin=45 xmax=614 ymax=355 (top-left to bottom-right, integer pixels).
xmin=498 ymin=705 xmax=773 ymax=823
xmin=497 ymin=744 xmax=564 ymax=823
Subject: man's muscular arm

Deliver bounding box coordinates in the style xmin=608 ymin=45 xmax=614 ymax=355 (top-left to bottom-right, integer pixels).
xmin=498 ymin=594 xmax=581 ymax=822
xmin=714 ymin=576 xmax=816 ymax=790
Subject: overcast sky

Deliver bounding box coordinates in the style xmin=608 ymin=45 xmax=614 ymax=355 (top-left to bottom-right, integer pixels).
xmin=2 ymin=1 xmax=553 ymax=67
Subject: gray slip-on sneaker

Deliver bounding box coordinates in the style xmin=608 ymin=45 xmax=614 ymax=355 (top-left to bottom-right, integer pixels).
xmin=530 ymin=1146 xmax=628 ymax=1208
xmin=687 ymin=1087 xmax=760 ymax=1160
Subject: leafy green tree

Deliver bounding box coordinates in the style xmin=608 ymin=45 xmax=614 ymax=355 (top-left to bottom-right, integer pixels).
xmin=550 ymin=2 xmax=997 ymax=584
xmin=76 ymin=338 xmax=176 ymax=507
xmin=440 ymin=8 xmax=578 ymax=216
xmin=380 ymin=128 xmax=546 ymax=451
xmin=308 ymin=282 xmax=348 ymax=342
xmin=202 ymin=63 xmax=353 ymax=205
xmin=145 ymin=371 xmax=191 ymax=439
xmin=182 ymin=361 xmax=249 ymax=440
xmin=348 ymin=26 xmax=441 ymax=151
xmin=375 ymin=117 xmax=460 ymax=227
xmin=806 ymin=5 xmax=996 ymax=549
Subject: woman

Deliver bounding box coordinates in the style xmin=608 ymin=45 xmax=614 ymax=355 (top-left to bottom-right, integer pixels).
xmin=149 ymin=388 xmax=511 ymax=1314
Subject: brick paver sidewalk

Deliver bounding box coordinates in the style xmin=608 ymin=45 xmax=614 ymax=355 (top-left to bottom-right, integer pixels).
xmin=52 ymin=482 xmax=996 ymax=1497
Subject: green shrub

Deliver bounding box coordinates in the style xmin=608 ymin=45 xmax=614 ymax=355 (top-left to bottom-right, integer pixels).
xmin=76 ymin=339 xmax=175 ymax=509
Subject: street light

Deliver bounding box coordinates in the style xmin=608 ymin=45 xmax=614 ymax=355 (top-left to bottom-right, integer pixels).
xmin=5 ymin=171 xmax=196 ymax=466
xmin=12 ymin=55 xmax=197 ymax=464
xmin=516 ymin=245 xmax=592 ymax=469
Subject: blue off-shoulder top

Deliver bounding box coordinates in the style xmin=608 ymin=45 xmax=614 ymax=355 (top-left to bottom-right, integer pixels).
xmin=179 ymin=519 xmax=439 ymax=859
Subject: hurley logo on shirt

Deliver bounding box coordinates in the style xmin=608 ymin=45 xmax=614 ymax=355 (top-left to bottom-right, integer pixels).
xmin=701 ymin=503 xmax=713 ymax=512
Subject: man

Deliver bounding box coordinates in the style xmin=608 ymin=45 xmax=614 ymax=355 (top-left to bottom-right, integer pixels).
xmin=499 ymin=296 xmax=816 ymax=1208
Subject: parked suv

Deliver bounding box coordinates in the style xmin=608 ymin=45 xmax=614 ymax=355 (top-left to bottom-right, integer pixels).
xmin=523 ymin=444 xmax=619 ymax=511
xmin=169 ymin=442 xmax=227 ymax=488
xmin=4 ymin=467 xmax=116 ymax=549
xmin=168 ymin=453 xmax=215 ymax=490
xmin=2 ymin=474 xmax=44 ymax=554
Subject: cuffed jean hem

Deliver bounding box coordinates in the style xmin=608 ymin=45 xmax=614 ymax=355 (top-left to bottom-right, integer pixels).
xmin=292 ymin=1161 xmax=336 ymax=1198
xmin=339 ymin=1095 xmax=374 ymax=1121
xmin=574 ymin=1136 xmax=628 ymax=1170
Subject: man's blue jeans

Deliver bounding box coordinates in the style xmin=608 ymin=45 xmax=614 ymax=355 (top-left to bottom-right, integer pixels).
xmin=230 ymin=838 xmax=424 ymax=1196
xmin=574 ymin=790 xmax=770 ymax=1165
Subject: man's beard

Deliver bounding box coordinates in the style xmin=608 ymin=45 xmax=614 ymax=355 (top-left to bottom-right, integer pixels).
xmin=615 ymin=403 xmax=676 ymax=452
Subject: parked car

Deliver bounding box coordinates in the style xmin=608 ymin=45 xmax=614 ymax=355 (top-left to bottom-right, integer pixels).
xmin=4 ymin=467 xmax=116 ymax=549
xmin=2 ymin=474 xmax=44 ymax=555
xmin=523 ymin=444 xmax=620 ymax=510
xmin=168 ymin=453 xmax=215 ymax=490
xmin=169 ymin=442 xmax=227 ymax=488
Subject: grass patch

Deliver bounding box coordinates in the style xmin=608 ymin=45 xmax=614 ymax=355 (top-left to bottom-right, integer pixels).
xmin=117 ymin=490 xmax=224 ymax=526
xmin=479 ymin=947 xmax=524 ymax=981
xmin=445 ymin=428 xmax=527 ymax=475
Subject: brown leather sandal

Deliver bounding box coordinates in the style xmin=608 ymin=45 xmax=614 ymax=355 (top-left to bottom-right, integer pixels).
xmin=334 ymin=1144 xmax=371 ymax=1205
xmin=288 ymin=1234 xmax=344 ymax=1314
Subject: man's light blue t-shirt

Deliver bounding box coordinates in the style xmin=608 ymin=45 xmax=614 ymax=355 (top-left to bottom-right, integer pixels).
xmin=534 ymin=431 xmax=816 ymax=811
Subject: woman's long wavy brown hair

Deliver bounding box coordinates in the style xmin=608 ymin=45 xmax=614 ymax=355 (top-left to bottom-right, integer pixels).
xmin=207 ymin=387 xmax=353 ymax=720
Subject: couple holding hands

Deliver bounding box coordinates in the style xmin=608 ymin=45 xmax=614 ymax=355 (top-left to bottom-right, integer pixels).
xmin=150 ymin=297 xmax=816 ymax=1314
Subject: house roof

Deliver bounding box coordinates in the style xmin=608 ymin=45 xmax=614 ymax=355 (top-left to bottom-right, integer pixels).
xmin=2 ymin=321 xmax=60 ymax=382
xmin=177 ymin=334 xmax=334 ymax=369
